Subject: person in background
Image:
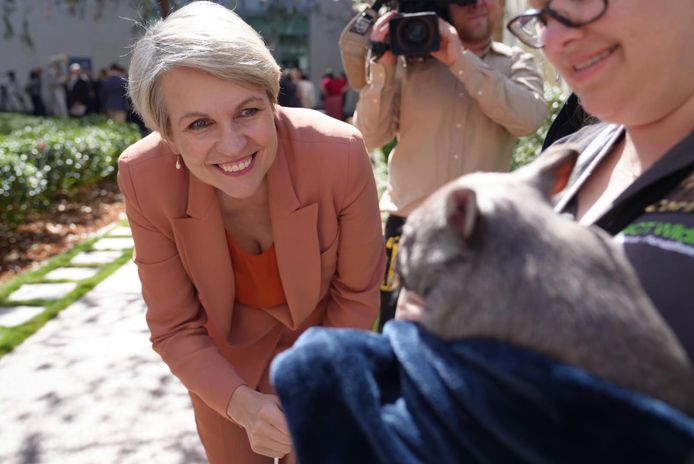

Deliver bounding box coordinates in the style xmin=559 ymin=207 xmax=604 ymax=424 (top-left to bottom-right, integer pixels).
xmin=320 ymin=69 xmax=348 ymax=120
xmin=119 ymin=2 xmax=385 ymax=463
xmin=45 ymin=55 xmax=68 ymax=117
xmin=340 ymin=0 xmax=548 ymax=330
xmin=100 ymin=63 xmax=128 ymax=122
xmin=25 ymin=69 xmax=47 ymax=116
xmin=292 ymin=69 xmax=316 ymax=109
xmin=277 ymin=68 xmax=301 ymax=108
xmin=2 ymin=71 xmax=29 ymax=113
xmin=66 ymin=63 xmax=90 ymax=117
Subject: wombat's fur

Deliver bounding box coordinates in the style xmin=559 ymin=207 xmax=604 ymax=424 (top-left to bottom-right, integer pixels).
xmin=397 ymin=145 xmax=694 ymax=413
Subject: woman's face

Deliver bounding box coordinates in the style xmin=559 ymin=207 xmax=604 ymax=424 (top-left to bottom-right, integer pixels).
xmin=536 ymin=0 xmax=694 ymax=126
xmin=160 ymin=67 xmax=278 ymax=199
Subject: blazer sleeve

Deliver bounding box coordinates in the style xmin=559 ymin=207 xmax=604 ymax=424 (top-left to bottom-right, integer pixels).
xmin=322 ymin=134 xmax=386 ymax=329
xmin=117 ymin=156 xmax=246 ymax=419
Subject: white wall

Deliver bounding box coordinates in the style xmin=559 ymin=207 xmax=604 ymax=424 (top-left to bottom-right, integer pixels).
xmin=308 ymin=1 xmax=356 ymax=84
xmin=307 ymin=1 xmax=357 ymax=113
xmin=1 ymin=1 xmax=140 ymax=88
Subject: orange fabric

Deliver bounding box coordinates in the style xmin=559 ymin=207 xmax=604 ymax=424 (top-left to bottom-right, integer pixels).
xmin=226 ymin=234 xmax=287 ymax=308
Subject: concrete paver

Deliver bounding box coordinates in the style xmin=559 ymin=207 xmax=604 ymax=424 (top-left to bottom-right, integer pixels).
xmin=0 ymin=262 xmax=206 ymax=463
xmin=8 ymin=283 xmax=78 ymax=302
xmin=71 ymin=251 xmax=122 ymax=265
xmin=92 ymin=237 xmax=135 ymax=251
xmin=44 ymin=267 xmax=100 ymax=281
xmin=0 ymin=306 xmax=45 ymax=327
xmin=107 ymin=227 xmax=133 ymax=237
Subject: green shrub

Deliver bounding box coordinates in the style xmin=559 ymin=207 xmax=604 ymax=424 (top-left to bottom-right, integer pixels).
xmin=0 ymin=114 xmax=141 ymax=227
xmin=0 ymin=150 xmax=46 ymax=224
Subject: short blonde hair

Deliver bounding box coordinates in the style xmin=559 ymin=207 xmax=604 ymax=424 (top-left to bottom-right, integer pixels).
xmin=128 ymin=1 xmax=281 ymax=136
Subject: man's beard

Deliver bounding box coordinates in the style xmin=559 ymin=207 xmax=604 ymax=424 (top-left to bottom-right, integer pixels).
xmin=458 ymin=21 xmax=492 ymax=44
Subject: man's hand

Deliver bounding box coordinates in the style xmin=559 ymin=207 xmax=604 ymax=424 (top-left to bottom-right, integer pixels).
xmin=431 ymin=18 xmax=465 ymax=67
xmin=227 ymin=385 xmax=293 ymax=459
xmin=370 ymin=11 xmax=398 ymax=65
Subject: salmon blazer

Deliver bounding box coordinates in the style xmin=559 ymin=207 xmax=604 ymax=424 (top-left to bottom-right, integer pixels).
xmin=118 ymin=107 xmax=385 ymax=418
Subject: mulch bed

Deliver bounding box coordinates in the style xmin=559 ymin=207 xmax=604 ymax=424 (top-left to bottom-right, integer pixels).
xmin=0 ymin=181 xmax=125 ymax=284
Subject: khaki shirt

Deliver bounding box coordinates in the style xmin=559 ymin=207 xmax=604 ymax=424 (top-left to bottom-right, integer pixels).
xmin=353 ymin=43 xmax=548 ymax=217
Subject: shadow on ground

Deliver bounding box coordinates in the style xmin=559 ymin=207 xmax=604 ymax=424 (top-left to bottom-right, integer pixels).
xmin=0 ymin=263 xmax=206 ymax=464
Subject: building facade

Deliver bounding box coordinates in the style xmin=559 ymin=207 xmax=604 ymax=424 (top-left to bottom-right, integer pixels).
xmin=1 ymin=0 xmax=356 ymax=111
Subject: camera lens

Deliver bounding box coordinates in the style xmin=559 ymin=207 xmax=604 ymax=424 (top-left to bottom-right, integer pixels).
xmin=389 ymin=12 xmax=440 ymax=57
xmin=404 ymin=20 xmax=428 ymax=46
xmin=400 ymin=17 xmax=433 ymax=48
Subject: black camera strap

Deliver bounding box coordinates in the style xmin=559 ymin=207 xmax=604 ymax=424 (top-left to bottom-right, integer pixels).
xmin=350 ymin=2 xmax=384 ymax=36
xmin=369 ymin=40 xmax=391 ymax=59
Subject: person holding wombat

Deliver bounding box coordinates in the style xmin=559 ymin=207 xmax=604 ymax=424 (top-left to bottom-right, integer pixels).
xmin=505 ymin=0 xmax=694 ymax=360
xmin=339 ymin=0 xmax=548 ymax=330
xmin=398 ymin=0 xmax=694 ymax=361
xmin=270 ymin=0 xmax=694 ymax=461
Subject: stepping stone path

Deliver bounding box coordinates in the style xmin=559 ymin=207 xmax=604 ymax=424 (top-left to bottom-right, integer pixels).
xmin=1 ymin=225 xmax=134 ymax=329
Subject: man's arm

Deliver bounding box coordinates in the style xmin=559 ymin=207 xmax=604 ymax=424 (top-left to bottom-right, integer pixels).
xmin=351 ymin=11 xmax=401 ymax=151
xmin=353 ymin=60 xmax=400 ymax=150
xmin=450 ymin=48 xmax=548 ymax=136
xmin=432 ymin=18 xmax=548 ymax=137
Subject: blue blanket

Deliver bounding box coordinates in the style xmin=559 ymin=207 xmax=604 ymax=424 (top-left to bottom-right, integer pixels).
xmin=271 ymin=321 xmax=694 ymax=463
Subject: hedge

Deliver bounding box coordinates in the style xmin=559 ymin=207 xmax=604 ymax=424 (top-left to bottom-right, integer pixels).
xmin=0 ymin=114 xmax=141 ymax=228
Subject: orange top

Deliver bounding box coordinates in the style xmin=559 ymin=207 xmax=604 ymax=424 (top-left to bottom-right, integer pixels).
xmin=226 ymin=233 xmax=287 ymax=308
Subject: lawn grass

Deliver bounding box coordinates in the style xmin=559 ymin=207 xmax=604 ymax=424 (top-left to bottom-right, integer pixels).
xmin=0 ymin=223 xmax=132 ymax=358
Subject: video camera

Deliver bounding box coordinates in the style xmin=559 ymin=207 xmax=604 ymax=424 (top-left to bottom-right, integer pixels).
xmin=380 ymin=0 xmax=478 ymax=57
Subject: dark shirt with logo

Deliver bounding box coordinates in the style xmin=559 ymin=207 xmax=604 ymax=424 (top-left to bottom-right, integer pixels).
xmin=553 ymin=123 xmax=694 ymax=359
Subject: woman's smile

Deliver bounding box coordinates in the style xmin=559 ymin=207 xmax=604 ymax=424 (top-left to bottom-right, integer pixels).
xmin=216 ymin=152 xmax=257 ymax=177
xmin=572 ymin=44 xmax=618 ymax=73
xmin=565 ymin=44 xmax=619 ymax=86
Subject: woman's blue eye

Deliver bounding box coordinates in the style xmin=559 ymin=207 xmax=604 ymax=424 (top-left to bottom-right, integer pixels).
xmin=189 ymin=119 xmax=210 ymax=130
xmin=240 ymin=108 xmax=259 ymax=118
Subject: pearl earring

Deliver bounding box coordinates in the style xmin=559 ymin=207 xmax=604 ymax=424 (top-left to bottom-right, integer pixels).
xmin=175 ymin=155 xmax=182 ymax=170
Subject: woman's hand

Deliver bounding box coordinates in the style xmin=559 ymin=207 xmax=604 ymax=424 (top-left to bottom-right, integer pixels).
xmin=395 ymin=287 xmax=425 ymax=322
xmin=430 ymin=18 xmax=465 ymax=67
xmin=227 ymin=385 xmax=293 ymax=459
xmin=370 ymin=11 xmax=398 ymax=65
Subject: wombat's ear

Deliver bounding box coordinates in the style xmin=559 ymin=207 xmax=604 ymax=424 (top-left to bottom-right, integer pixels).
xmin=445 ymin=188 xmax=477 ymax=239
xmin=521 ymin=144 xmax=580 ymax=197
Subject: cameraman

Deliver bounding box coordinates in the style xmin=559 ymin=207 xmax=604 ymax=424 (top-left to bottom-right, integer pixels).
xmin=340 ymin=0 xmax=548 ymax=330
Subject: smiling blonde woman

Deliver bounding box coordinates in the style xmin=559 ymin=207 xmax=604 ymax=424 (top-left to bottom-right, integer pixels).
xmin=118 ymin=2 xmax=385 ymax=463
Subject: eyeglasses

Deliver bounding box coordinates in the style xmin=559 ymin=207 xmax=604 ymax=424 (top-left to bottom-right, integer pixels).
xmin=506 ymin=0 xmax=609 ymax=49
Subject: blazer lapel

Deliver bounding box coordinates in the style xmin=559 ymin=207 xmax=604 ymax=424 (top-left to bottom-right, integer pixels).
xmin=171 ymin=171 xmax=235 ymax=337
xmin=268 ymin=135 xmax=321 ymax=329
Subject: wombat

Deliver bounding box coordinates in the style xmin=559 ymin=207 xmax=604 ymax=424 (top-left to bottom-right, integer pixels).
xmin=397 ymin=144 xmax=694 ymax=413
